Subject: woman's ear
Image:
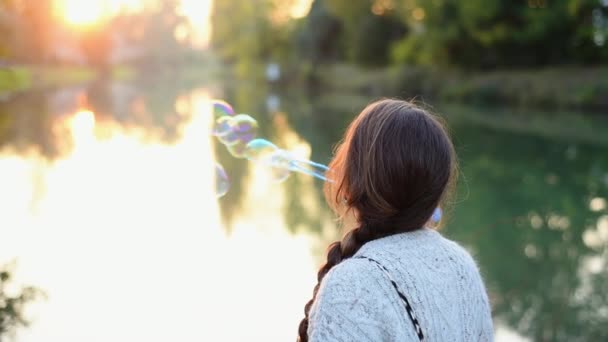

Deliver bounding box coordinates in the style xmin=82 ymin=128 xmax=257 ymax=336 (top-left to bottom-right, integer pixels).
xmin=340 ymin=206 xmax=359 ymax=233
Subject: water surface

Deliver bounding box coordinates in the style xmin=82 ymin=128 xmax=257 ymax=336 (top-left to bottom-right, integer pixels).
xmin=0 ymin=80 xmax=607 ymax=342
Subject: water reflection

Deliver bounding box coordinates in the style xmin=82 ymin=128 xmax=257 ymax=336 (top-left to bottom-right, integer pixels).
xmin=442 ymin=114 xmax=608 ymax=341
xmin=0 ymin=83 xmax=607 ymax=341
xmin=0 ymin=85 xmax=329 ymax=341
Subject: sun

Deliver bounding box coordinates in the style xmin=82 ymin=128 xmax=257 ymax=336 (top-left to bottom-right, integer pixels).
xmin=56 ymin=0 xmax=212 ymax=47
xmin=57 ymin=0 xmax=144 ymax=28
xmin=59 ymin=0 xmax=106 ymax=27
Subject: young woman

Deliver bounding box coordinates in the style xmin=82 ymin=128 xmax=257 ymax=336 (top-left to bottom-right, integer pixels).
xmin=297 ymin=99 xmax=493 ymax=341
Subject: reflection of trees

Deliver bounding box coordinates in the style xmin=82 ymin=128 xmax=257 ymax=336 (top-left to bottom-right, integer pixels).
xmin=0 ymin=91 xmax=60 ymax=158
xmin=0 ymin=262 xmax=43 ymax=341
xmin=86 ymin=80 xmax=187 ymax=144
xmin=445 ymin=121 xmax=608 ymax=341
xmin=214 ymin=84 xmax=338 ymax=236
xmin=0 ymin=79 xmax=204 ymax=160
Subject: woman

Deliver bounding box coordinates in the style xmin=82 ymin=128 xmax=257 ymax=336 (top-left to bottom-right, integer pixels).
xmin=297 ymin=99 xmax=493 ymax=341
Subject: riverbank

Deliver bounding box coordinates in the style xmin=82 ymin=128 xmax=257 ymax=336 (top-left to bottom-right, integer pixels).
xmin=313 ymin=64 xmax=608 ymax=112
xmin=306 ymin=92 xmax=608 ymax=147
xmin=0 ymin=65 xmax=135 ymax=96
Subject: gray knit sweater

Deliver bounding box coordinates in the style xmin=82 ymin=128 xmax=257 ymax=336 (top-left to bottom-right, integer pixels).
xmin=308 ymin=228 xmax=494 ymax=341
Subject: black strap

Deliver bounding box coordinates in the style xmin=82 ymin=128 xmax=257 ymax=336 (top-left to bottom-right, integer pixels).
xmin=356 ymin=256 xmax=424 ymax=341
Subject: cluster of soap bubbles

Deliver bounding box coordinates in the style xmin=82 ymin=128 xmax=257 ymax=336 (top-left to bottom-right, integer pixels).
xmin=211 ymin=100 xmax=330 ymax=198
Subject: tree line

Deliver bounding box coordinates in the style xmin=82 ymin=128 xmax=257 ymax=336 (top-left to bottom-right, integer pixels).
xmin=0 ymin=0 xmax=194 ymax=72
xmin=212 ymin=0 xmax=608 ymax=71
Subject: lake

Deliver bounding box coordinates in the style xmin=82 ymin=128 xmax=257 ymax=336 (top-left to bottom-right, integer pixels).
xmin=0 ymin=78 xmax=607 ymax=342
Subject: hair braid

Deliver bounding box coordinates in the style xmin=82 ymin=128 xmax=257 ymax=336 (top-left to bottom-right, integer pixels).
xmin=297 ymin=223 xmax=392 ymax=342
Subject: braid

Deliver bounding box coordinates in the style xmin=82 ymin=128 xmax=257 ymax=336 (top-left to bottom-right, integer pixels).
xmin=297 ymin=223 xmax=392 ymax=342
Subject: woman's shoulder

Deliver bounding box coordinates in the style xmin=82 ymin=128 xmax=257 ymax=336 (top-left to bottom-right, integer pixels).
xmin=313 ymin=256 xmax=400 ymax=314
xmin=319 ymin=257 xmax=385 ymax=296
xmin=309 ymin=257 xmax=415 ymax=341
xmin=350 ymin=228 xmax=486 ymax=290
xmin=356 ymin=228 xmax=479 ymax=266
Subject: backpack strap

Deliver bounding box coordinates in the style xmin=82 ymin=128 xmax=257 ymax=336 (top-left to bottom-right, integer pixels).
xmin=355 ymin=256 xmax=424 ymax=341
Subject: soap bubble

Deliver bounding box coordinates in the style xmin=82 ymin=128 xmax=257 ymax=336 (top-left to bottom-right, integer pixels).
xmin=226 ymin=140 xmax=249 ymax=159
xmin=211 ymin=99 xmax=234 ymax=119
xmin=210 ymin=101 xmax=331 ymax=198
xmin=243 ymin=139 xmax=290 ymax=182
xmin=243 ymin=138 xmax=332 ymax=183
xmin=216 ymin=114 xmax=258 ymax=146
xmin=215 ymin=163 xmax=230 ymax=198
xmin=431 ymin=207 xmax=442 ymax=223
xmin=267 ymin=151 xmax=292 ymax=182
xmin=212 ymin=116 xmax=234 ymax=137
xmin=244 ymin=139 xmax=279 ymax=162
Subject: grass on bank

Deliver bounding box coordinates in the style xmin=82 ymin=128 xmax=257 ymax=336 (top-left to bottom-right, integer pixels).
xmin=312 ymin=92 xmax=608 ymax=147
xmin=0 ymin=65 xmax=138 ymax=96
xmin=0 ymin=66 xmax=30 ymax=94
xmin=316 ymin=64 xmax=608 ymax=112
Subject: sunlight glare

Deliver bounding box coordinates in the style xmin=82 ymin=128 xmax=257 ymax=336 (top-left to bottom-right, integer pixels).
xmin=60 ymin=0 xmax=106 ymax=26
xmin=58 ymin=0 xmax=144 ymax=27
xmin=178 ymin=0 xmax=213 ymax=47
xmin=0 ymin=89 xmax=322 ymax=342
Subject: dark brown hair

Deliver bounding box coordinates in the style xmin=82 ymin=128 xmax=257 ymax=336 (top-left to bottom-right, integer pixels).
xmin=297 ymin=99 xmax=457 ymax=341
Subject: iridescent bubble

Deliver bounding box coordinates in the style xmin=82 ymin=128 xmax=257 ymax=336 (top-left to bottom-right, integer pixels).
xmin=212 ymin=116 xmax=235 ymax=137
xmin=243 ymin=139 xmax=291 ymax=182
xmin=230 ymin=114 xmax=258 ymax=143
xmin=267 ymin=151 xmax=292 ymax=182
xmin=244 ymin=139 xmax=279 ymax=162
xmin=217 ymin=114 xmax=258 ymax=146
xmin=244 ymin=139 xmax=332 ymax=182
xmin=226 ymin=140 xmax=248 ymax=159
xmin=215 ymin=163 xmax=230 ymax=198
xmin=211 ymin=101 xmax=331 ymax=196
xmin=211 ymin=99 xmax=235 ymax=119
xmin=431 ymin=207 xmax=442 ymax=223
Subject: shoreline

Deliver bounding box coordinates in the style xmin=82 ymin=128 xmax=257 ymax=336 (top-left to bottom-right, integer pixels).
xmin=311 ymin=64 xmax=608 ymax=113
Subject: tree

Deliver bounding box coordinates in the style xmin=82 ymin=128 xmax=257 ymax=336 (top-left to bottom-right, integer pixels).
xmin=295 ymin=0 xmax=344 ymax=64
xmin=323 ymin=0 xmax=407 ymax=66
xmin=0 ymin=0 xmax=19 ymax=60
xmin=13 ymin=0 xmax=54 ymax=63
xmin=211 ymin=0 xmax=301 ymax=77
xmin=390 ymin=0 xmax=608 ymax=68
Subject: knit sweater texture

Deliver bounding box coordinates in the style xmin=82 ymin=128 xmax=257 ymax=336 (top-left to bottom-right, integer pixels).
xmin=308 ymin=228 xmax=493 ymax=341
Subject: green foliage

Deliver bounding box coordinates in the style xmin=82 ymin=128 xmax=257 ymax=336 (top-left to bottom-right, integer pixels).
xmin=320 ymin=0 xmax=407 ymax=66
xmin=0 ymin=263 xmax=43 ymax=341
xmin=351 ymin=12 xmax=406 ymax=67
xmin=390 ymin=0 xmax=608 ymax=68
xmin=211 ymin=0 xmax=299 ymax=79
xmin=289 ymin=0 xmax=608 ymax=69
xmin=295 ymin=0 xmax=344 ymax=64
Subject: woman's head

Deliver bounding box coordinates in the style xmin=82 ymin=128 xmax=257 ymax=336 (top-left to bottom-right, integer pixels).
xmin=326 ymin=98 xmax=457 ymax=235
xmin=297 ymin=99 xmax=457 ymax=341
